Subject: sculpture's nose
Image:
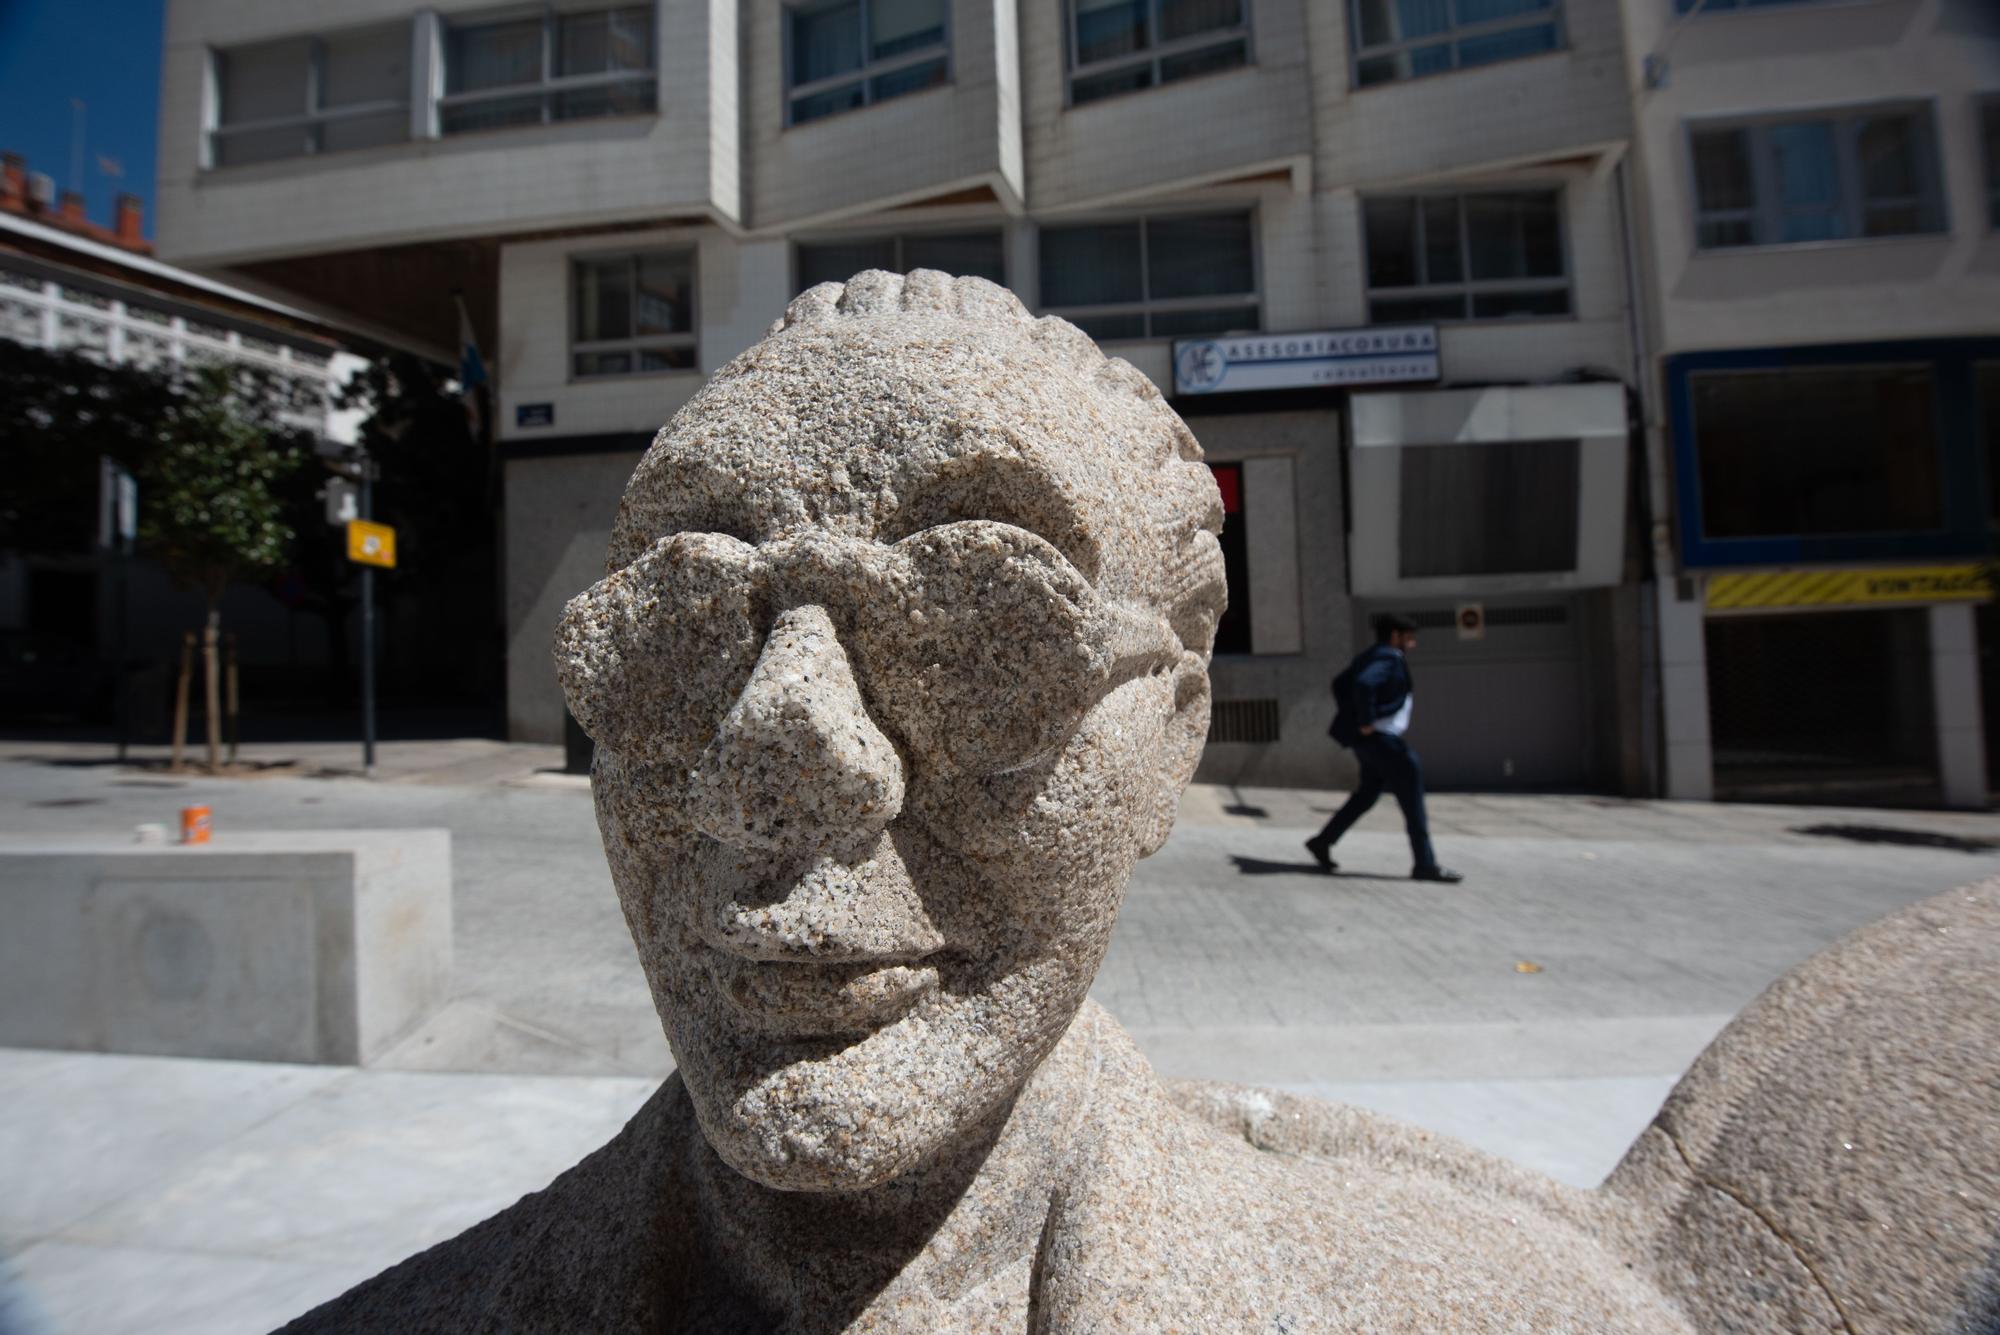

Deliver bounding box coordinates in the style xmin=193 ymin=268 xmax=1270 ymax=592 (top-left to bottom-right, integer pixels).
xmin=689 ymin=604 xmax=906 ymax=854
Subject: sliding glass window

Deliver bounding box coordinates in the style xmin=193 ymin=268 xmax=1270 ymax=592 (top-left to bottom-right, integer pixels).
xmin=1690 ymin=104 xmax=1945 ymax=249
xmin=572 ymin=249 xmax=696 ymax=377
xmin=1363 ymin=191 xmax=1570 ymax=322
xmin=441 ymin=5 xmax=655 ymax=135
xmin=1067 ymin=0 xmax=1250 ymax=107
xmin=1040 ymin=213 xmax=1258 ymax=341
xmin=211 ymin=25 xmax=409 ymax=166
xmin=786 ymin=0 xmax=948 ymax=126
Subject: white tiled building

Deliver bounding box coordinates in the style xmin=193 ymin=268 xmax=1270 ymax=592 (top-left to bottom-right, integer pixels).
xmin=160 ymin=0 xmax=1960 ymax=796
xmin=1619 ymin=0 xmax=2000 ymax=807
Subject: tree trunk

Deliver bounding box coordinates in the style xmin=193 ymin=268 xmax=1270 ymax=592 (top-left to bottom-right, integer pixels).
xmin=203 ymin=600 xmax=222 ymax=772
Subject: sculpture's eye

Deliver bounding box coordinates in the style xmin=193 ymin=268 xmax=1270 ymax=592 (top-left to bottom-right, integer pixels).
xmin=854 ymin=522 xmax=1174 ymax=777
xmin=554 ymin=532 xmax=763 ymax=769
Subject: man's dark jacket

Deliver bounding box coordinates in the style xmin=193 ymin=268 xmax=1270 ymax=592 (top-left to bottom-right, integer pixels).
xmin=1328 ymin=644 xmax=1413 ymax=748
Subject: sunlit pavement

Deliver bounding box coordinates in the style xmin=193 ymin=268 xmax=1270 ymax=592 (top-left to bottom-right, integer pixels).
xmin=4 ymin=746 xmax=1997 ymax=1332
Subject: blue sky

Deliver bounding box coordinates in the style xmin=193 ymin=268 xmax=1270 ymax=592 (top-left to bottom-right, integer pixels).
xmin=0 ymin=0 xmax=165 ymax=236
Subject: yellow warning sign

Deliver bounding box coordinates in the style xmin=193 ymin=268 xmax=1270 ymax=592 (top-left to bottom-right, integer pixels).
xmin=1706 ymin=564 xmax=1993 ymax=612
xmin=346 ymin=519 xmax=397 ymax=569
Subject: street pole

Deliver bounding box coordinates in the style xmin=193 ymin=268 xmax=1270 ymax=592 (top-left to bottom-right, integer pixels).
xmin=360 ymin=456 xmax=377 ymax=774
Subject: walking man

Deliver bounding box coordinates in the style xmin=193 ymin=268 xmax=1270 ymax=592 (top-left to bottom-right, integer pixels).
xmin=1306 ymin=613 xmax=1463 ymax=883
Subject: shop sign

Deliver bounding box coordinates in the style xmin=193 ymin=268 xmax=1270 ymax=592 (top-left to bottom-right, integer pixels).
xmin=1706 ymin=564 xmax=1995 ymax=612
xmin=1172 ymin=325 xmax=1439 ymax=396
xmin=516 ymin=402 xmax=555 ymax=429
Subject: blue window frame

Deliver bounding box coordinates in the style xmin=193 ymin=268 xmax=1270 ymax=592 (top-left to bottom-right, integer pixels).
xmin=1668 ymin=339 xmax=2000 ymax=569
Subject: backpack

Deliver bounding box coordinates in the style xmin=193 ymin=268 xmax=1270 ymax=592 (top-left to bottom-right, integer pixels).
xmin=1327 ymin=660 xmax=1361 ymax=747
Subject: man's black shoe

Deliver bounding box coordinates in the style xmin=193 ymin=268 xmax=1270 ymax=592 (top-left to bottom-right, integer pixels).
xmin=1304 ymin=836 xmax=1337 ymax=873
xmin=1411 ymin=866 xmax=1463 ymax=883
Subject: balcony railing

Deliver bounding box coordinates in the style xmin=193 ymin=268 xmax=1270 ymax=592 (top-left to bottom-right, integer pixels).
xmin=0 ymin=268 xmax=339 ymax=430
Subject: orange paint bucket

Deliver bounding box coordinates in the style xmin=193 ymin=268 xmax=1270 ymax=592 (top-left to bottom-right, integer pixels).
xmin=180 ymin=805 xmax=212 ymax=845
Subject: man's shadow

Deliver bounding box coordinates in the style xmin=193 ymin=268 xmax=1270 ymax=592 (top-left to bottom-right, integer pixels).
xmin=1228 ymin=855 xmax=1401 ymax=881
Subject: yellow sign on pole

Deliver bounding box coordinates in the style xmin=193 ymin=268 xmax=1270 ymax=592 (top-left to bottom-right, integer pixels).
xmin=1706 ymin=564 xmax=1993 ymax=612
xmin=346 ymin=519 xmax=397 ymax=569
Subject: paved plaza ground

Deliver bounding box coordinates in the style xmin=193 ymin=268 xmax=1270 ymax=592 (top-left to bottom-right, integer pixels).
xmin=4 ymin=738 xmax=1999 ymax=1332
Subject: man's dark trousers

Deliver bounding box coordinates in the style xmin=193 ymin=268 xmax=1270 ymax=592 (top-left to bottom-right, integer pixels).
xmin=1315 ymin=732 xmax=1438 ymax=872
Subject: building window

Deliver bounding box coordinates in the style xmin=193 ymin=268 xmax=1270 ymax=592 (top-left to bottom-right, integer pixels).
xmin=1363 ymin=192 xmax=1570 ymax=322
xmin=795 ymin=231 xmax=1006 ymax=292
xmin=211 ymin=25 xmax=410 ymax=166
xmin=786 ymin=0 xmax=948 ymax=126
xmin=572 ymin=250 xmax=696 ymax=377
xmin=1984 ymin=98 xmax=2000 ymax=230
xmin=1349 ymin=0 xmax=1560 ymax=89
xmin=1066 ymin=0 xmax=1249 ymax=107
xmin=1689 ymin=105 xmax=1945 ymax=249
xmin=1039 ymin=213 xmax=1258 ymax=341
xmin=441 ymin=5 xmax=655 ymax=135
xmin=1209 ymin=462 xmax=1250 ymax=654
xmin=1690 ymin=365 xmax=1941 ymax=539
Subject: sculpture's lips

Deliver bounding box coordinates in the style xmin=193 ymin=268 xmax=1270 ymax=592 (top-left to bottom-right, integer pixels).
xmin=704 ymin=949 xmax=940 ymax=1036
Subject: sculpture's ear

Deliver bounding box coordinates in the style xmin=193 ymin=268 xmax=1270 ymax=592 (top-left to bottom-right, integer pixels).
xmin=1135 ymin=656 xmax=1210 ymax=858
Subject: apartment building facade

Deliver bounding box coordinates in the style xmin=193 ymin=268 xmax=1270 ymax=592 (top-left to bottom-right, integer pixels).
xmin=154 ymin=0 xmax=1655 ymax=790
xmin=1620 ymin=0 xmax=2000 ymax=807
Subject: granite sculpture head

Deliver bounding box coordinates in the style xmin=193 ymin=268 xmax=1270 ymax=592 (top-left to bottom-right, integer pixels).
xmin=556 ymin=271 xmax=1226 ymax=1192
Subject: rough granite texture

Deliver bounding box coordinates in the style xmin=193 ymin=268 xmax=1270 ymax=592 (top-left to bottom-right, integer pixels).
xmin=282 ymin=273 xmax=2000 ymax=1333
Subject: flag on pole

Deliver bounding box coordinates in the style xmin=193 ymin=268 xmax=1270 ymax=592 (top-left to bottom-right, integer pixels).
xmin=454 ymin=291 xmax=487 ymax=438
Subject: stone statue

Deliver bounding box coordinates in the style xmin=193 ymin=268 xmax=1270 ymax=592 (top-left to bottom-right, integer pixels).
xmin=284 ymin=272 xmax=2000 ymax=1333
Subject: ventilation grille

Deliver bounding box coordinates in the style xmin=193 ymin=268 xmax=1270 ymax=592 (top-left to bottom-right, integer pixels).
xmin=1396 ymin=604 xmax=1569 ymax=631
xmin=1485 ymin=604 xmax=1570 ymax=627
xmin=1210 ymin=698 xmax=1281 ymax=744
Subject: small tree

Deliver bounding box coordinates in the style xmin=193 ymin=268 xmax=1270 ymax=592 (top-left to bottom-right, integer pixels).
xmin=139 ymin=364 xmax=305 ymax=769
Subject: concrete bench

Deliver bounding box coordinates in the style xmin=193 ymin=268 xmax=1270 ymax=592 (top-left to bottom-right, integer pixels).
xmin=0 ymin=830 xmax=451 ymax=1065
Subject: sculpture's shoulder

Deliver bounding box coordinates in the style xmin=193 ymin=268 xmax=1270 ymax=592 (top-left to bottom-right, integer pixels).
xmin=1603 ymin=879 xmax=2000 ymax=1334
xmin=1038 ymin=1016 xmax=1693 ymax=1334
xmin=277 ymin=1075 xmax=733 ymax=1334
